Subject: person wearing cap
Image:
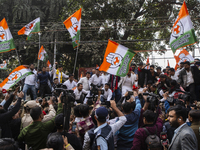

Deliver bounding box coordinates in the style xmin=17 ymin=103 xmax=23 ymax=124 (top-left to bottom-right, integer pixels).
xmin=78 ymin=72 xmax=91 ymax=91
xmin=51 ymin=62 xmax=69 ymax=84
xmin=21 ymin=98 xmax=56 ymax=128
xmin=89 ymin=68 xmax=105 ymax=88
xmin=0 ymin=91 xmax=24 ymax=138
xmin=83 ymin=100 xmax=127 ymax=150
xmin=63 ymin=74 xmax=77 ymax=90
xmin=118 ymin=68 xmax=137 ymax=96
xmin=178 ymin=61 xmax=200 ymax=102
xmin=18 ymin=94 xmax=63 ymax=150
xmin=137 ymin=62 xmax=149 ymax=88
xmin=22 ymin=64 xmax=37 ymax=100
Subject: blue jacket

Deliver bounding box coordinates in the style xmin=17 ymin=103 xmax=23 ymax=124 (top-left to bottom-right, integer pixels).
xmin=38 ymin=72 xmax=52 ymax=85
xmin=117 ymin=96 xmax=142 ymax=148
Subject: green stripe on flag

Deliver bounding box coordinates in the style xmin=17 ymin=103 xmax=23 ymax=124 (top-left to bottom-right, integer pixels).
xmin=0 ymin=38 xmax=15 ymax=53
xmin=72 ymin=30 xmax=80 ymax=49
xmin=116 ymin=49 xmax=136 ymax=77
xmin=27 ymin=22 xmax=40 ymax=40
xmin=170 ymin=29 xmax=197 ymax=53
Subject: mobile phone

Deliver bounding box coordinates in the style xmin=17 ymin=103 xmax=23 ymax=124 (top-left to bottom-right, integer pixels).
xmin=72 ymin=122 xmax=77 ymax=132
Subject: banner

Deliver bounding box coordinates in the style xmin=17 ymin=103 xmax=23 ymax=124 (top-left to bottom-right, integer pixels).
xmin=169 ymin=1 xmax=197 ymax=53
xmin=0 ymin=18 xmax=15 ymax=53
xmin=99 ymin=40 xmax=136 ymax=77
xmin=63 ymin=8 xmax=82 ymax=49
xmin=0 ymin=65 xmax=33 ymax=90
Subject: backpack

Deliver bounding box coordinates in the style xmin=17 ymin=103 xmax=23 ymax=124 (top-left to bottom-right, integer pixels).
xmin=143 ymin=126 xmax=162 ymax=150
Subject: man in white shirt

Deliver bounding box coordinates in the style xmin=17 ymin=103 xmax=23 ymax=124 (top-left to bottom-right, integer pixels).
xmin=51 ymin=62 xmax=69 ymax=83
xmin=169 ymin=68 xmax=179 ymax=80
xmin=90 ymin=68 xmax=104 ymax=88
xmin=74 ymin=83 xmax=89 ymax=103
xmin=63 ymin=74 xmax=77 ymax=90
xmin=101 ymin=71 xmax=110 ymax=84
xmin=22 ymin=64 xmax=37 ymax=100
xmin=78 ymin=72 xmax=90 ymax=91
xmin=100 ymin=83 xmax=112 ymax=103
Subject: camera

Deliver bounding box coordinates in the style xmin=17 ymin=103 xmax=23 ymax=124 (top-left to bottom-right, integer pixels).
xmin=90 ymin=83 xmax=104 ymax=95
xmin=125 ymin=91 xmax=133 ymax=100
xmin=143 ymin=93 xmax=159 ymax=111
xmin=178 ymin=94 xmax=190 ymax=102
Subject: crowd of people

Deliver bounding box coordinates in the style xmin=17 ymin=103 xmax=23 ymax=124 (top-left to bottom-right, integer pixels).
xmin=0 ymin=59 xmax=200 ymax=150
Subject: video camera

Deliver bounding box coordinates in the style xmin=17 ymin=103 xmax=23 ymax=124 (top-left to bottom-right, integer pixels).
xmin=90 ymin=83 xmax=104 ymax=95
xmin=143 ymin=92 xmax=160 ymax=111
xmin=125 ymin=91 xmax=133 ymax=100
xmin=176 ymin=89 xmax=190 ymax=102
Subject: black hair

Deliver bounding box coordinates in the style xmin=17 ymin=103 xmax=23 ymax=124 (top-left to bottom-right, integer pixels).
xmin=151 ymin=84 xmax=157 ymax=89
xmin=54 ymin=78 xmax=58 ymax=81
xmin=77 ymin=83 xmax=82 ymax=87
xmin=166 ymin=66 xmax=170 ymax=69
xmin=79 ymin=104 xmax=90 ymax=118
xmin=55 ymin=113 xmax=64 ymax=130
xmin=150 ymin=65 xmax=155 ymax=68
xmin=87 ymin=99 xmax=93 ymax=106
xmin=163 ymin=69 xmax=166 ymax=73
xmin=169 ymin=68 xmax=175 ymax=72
xmin=69 ymin=74 xmax=74 ymax=77
xmin=30 ymin=107 xmax=42 ymax=120
xmin=156 ymin=67 xmax=161 ymax=71
xmin=42 ymin=66 xmax=46 ymax=69
xmin=105 ymin=83 xmax=110 ymax=87
xmin=0 ymin=138 xmax=19 ymax=150
xmin=47 ymin=132 xmax=64 ymax=150
xmin=168 ymin=105 xmax=187 ymax=122
xmin=122 ymin=102 xmax=134 ymax=114
xmin=159 ymin=74 xmax=167 ymax=78
xmin=29 ymin=63 xmax=34 ymax=66
xmin=58 ymin=65 xmax=63 ymax=68
xmin=147 ymin=80 xmax=153 ymax=85
xmin=143 ymin=110 xmax=156 ymax=123
xmin=86 ymin=72 xmax=90 ymax=75
xmin=189 ymin=110 xmax=200 ymax=121
xmin=73 ymin=105 xmax=82 ymax=117
xmin=184 ymin=61 xmax=190 ymax=66
xmin=131 ymin=63 xmax=136 ymax=66
xmin=39 ymin=69 xmax=42 ymax=72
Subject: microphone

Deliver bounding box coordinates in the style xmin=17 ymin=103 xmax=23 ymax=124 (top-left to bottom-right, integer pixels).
xmin=160 ymin=132 xmax=169 ymax=148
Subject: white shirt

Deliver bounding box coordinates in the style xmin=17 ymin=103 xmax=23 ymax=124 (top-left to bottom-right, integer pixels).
xmin=102 ymin=73 xmax=110 ymax=84
xmin=171 ymin=72 xmax=179 ymax=80
xmin=63 ymin=80 xmax=77 ymax=90
xmin=90 ymin=74 xmax=105 ymax=87
xmin=52 ymin=64 xmax=69 ymax=83
xmin=24 ymin=69 xmax=37 ymax=85
xmin=186 ymin=70 xmax=194 ymax=86
xmin=74 ymin=88 xmax=89 ymax=100
xmin=102 ymin=88 xmax=112 ymax=101
xmin=78 ymin=77 xmax=90 ymax=91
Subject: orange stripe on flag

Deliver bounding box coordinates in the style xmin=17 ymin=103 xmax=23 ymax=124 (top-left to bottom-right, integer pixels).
xmin=99 ymin=40 xmax=118 ymax=72
xmin=172 ymin=1 xmax=189 ymax=29
xmin=18 ymin=26 xmax=26 ymax=35
xmin=0 ymin=18 xmax=8 ymax=30
xmin=0 ymin=65 xmax=27 ymax=87
xmin=63 ymin=8 xmax=82 ymax=29
xmin=38 ymin=45 xmax=44 ymax=60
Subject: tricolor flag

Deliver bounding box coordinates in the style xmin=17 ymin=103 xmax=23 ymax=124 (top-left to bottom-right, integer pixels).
xmin=169 ymin=1 xmax=197 ymax=53
xmin=174 ymin=49 xmax=194 ymax=70
xmin=99 ymin=40 xmax=136 ymax=77
xmin=0 ymin=65 xmax=33 ymax=90
xmin=18 ymin=17 xmax=40 ymax=40
xmin=63 ymin=8 xmax=81 ymax=49
xmin=0 ymin=61 xmax=7 ymax=69
xmin=38 ymin=45 xmax=48 ymax=61
xmin=0 ymin=18 xmax=15 ymax=53
xmin=145 ymin=57 xmax=150 ymax=69
xmin=47 ymin=60 xmax=52 ymax=69
xmin=167 ymin=60 xmax=170 ymax=67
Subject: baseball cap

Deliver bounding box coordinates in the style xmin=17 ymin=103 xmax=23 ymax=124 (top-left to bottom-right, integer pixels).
xmin=24 ymin=100 xmax=40 ymax=109
xmin=95 ymin=106 xmax=108 ymax=122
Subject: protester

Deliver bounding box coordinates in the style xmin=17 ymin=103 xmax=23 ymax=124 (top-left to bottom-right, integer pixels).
xmin=109 ymin=74 xmax=121 ymax=103
xmin=74 ymin=83 xmax=89 ymax=104
xmin=100 ymin=83 xmax=112 ymax=103
xmin=90 ymin=68 xmax=104 ymax=88
xmin=138 ymin=62 xmax=149 ymax=88
xmin=63 ymin=74 xmax=77 ymax=90
xmin=146 ymin=65 xmax=159 ymax=84
xmin=78 ymin=72 xmax=91 ymax=91
xmin=52 ymin=62 xmax=69 ymax=83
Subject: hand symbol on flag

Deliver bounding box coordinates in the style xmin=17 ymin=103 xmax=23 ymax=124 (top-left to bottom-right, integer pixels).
xmin=106 ymin=53 xmax=122 ymax=68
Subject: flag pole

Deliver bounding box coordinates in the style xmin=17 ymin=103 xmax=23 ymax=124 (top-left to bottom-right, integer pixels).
xmin=54 ymin=39 xmax=56 ymax=65
xmin=37 ymin=32 xmax=41 ymax=71
xmin=73 ymin=46 xmax=79 ymax=74
xmin=15 ymin=49 xmax=21 ymax=65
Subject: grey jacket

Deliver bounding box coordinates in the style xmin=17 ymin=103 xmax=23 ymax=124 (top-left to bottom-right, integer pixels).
xmin=169 ymin=124 xmax=198 ymax=150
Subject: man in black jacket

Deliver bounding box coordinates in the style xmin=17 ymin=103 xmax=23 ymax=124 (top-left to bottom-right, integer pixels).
xmin=138 ymin=62 xmax=149 ymax=88
xmin=0 ymin=91 xmax=24 ymax=138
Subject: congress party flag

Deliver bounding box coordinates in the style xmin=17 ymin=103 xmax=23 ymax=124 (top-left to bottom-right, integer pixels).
xmin=0 ymin=18 xmax=15 ymax=53
xmin=174 ymin=49 xmax=194 ymax=66
xmin=18 ymin=17 xmax=40 ymax=40
xmin=99 ymin=40 xmax=136 ymax=77
xmin=0 ymin=61 xmax=7 ymax=70
xmin=169 ymin=1 xmax=197 ymax=53
xmin=47 ymin=60 xmax=52 ymax=69
xmin=38 ymin=45 xmax=48 ymax=61
xmin=0 ymin=65 xmax=33 ymax=90
xmin=145 ymin=57 xmax=149 ymax=69
xmin=63 ymin=8 xmax=81 ymax=49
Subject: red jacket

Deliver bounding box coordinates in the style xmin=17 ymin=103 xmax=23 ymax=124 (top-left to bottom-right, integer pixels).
xmin=131 ymin=118 xmax=163 ymax=150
